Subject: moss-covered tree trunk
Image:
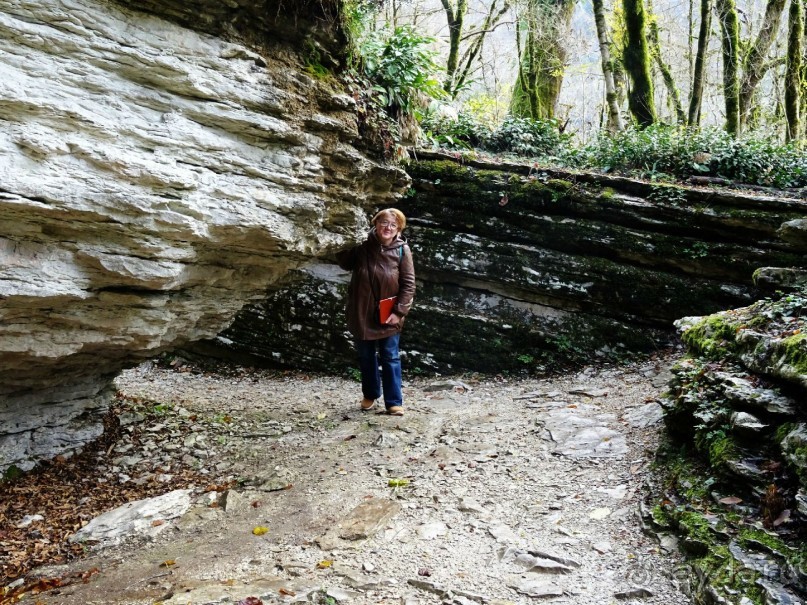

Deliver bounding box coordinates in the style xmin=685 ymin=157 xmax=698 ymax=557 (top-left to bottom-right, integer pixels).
xmin=440 ymin=0 xmax=472 ymax=97
xmin=738 ymin=0 xmax=787 ymax=131
xmin=593 ymin=0 xmax=625 ymax=130
xmin=511 ymin=0 xmax=577 ymax=120
xmin=715 ymin=0 xmax=741 ymax=135
xmin=622 ymin=0 xmax=657 ymax=126
xmin=688 ymin=0 xmax=711 ymax=125
xmin=786 ymin=0 xmax=804 ymax=141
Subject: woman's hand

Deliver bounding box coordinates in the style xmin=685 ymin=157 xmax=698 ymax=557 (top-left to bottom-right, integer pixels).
xmin=385 ymin=314 xmax=401 ymax=327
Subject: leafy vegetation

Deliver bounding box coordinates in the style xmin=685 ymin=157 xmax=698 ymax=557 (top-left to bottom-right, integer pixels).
xmin=358 ymin=25 xmax=444 ymax=119
xmin=416 ymin=112 xmax=807 ymax=187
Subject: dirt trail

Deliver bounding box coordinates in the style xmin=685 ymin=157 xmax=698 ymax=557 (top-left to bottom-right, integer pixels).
xmin=12 ymin=356 xmax=691 ymax=605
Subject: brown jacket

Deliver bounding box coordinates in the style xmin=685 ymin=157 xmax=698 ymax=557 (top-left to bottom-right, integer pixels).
xmin=337 ymin=230 xmax=415 ymax=341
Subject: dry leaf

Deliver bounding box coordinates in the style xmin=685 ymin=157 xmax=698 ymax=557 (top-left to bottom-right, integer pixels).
xmin=152 ymin=519 xmax=165 ymax=527
xmin=316 ymin=560 xmax=333 ymax=569
xmin=718 ymin=496 xmax=743 ymax=505
xmin=159 ymin=559 xmax=176 ymax=567
xmin=773 ymin=509 xmax=791 ymax=527
xmin=279 ymin=588 xmax=296 ymax=596
xmin=252 ymin=526 xmax=269 ymax=536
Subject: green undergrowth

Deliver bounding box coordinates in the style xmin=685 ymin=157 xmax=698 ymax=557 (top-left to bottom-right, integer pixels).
xmin=417 ymin=116 xmax=807 ymax=189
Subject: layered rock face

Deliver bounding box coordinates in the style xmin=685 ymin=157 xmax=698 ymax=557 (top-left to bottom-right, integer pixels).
xmin=209 ymin=152 xmax=807 ymax=375
xmin=652 ymin=287 xmax=807 ymax=604
xmin=0 ymin=0 xmax=406 ymax=471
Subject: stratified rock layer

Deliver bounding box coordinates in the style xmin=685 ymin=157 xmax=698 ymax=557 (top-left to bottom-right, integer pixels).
xmin=0 ymin=0 xmax=406 ymax=471
xmin=209 ymin=152 xmax=807 ymax=375
xmin=652 ymin=290 xmax=807 ymax=604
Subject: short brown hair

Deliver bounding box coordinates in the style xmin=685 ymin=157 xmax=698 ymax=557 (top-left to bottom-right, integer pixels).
xmin=371 ymin=208 xmax=406 ymax=231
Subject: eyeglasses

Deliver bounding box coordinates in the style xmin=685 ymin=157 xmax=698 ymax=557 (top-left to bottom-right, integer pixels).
xmin=378 ymin=221 xmax=399 ymax=229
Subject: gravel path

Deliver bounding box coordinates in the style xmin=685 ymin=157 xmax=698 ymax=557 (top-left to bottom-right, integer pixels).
xmin=21 ymin=355 xmax=692 ymax=605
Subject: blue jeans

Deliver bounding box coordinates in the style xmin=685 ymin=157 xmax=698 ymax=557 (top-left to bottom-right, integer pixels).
xmin=357 ymin=334 xmax=403 ymax=408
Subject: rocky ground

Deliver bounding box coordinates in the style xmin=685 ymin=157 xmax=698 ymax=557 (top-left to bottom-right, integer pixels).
xmin=3 ymin=353 xmax=694 ymax=605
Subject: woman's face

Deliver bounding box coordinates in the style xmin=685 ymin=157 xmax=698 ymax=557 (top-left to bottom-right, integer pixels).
xmin=374 ymin=214 xmax=400 ymax=246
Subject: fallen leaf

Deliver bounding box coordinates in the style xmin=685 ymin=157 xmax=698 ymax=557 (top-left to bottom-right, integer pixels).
xmin=251 ymin=500 xmax=262 ymax=508
xmin=160 ymin=559 xmax=176 ymax=567
xmin=344 ymin=435 xmax=357 ymax=441
xmin=316 ymin=560 xmax=333 ymax=569
xmin=279 ymin=588 xmax=296 ymax=596
xmin=151 ymin=519 xmax=165 ymax=527
xmin=388 ymin=478 xmax=410 ymax=488
xmin=252 ymin=526 xmax=269 ymax=536
xmin=316 ymin=412 xmax=326 ymax=420
xmin=773 ymin=509 xmax=791 ymax=527
xmin=236 ymin=597 xmax=263 ymax=605
xmin=718 ymin=496 xmax=743 ymax=505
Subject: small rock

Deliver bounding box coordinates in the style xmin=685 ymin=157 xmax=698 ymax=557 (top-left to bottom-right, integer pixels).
xmin=508 ymin=577 xmax=563 ymax=598
xmin=589 ymin=507 xmax=611 ymax=520
xmin=417 ymin=522 xmax=448 ymax=540
xmin=16 ymin=514 xmax=44 ymax=528
xmin=614 ymin=587 xmax=654 ymax=599
xmin=326 ymin=587 xmax=358 ymax=601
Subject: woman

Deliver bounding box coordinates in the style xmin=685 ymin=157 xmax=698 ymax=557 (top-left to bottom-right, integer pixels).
xmin=337 ymin=208 xmax=416 ymax=416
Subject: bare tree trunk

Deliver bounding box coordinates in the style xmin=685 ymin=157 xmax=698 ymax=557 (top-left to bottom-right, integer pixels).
xmin=452 ymin=1 xmax=511 ymax=97
xmin=647 ymin=0 xmax=687 ymax=123
xmin=715 ymin=0 xmax=741 ymax=135
xmin=786 ymin=0 xmax=804 ymax=141
xmin=593 ymin=0 xmax=625 ymax=130
xmin=688 ymin=0 xmax=711 ymax=125
xmin=738 ymin=0 xmax=787 ymax=130
xmin=623 ymin=0 xmax=657 ymax=126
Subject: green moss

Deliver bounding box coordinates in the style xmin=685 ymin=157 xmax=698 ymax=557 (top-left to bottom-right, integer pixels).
xmin=780 ymin=332 xmax=807 ymax=373
xmin=693 ymin=545 xmax=765 ymax=604
xmin=546 ymin=178 xmax=574 ymax=191
xmin=775 ymin=422 xmax=797 ymax=443
xmin=650 ymin=504 xmax=673 ymax=528
xmin=2 ymin=464 xmax=23 ymax=482
xmin=738 ymin=528 xmax=807 ymax=577
xmin=600 ymin=187 xmax=616 ymax=199
xmin=707 ymin=434 xmax=738 ymax=467
xmin=738 ymin=528 xmax=788 ymax=555
xmin=677 ymin=510 xmax=716 ymax=542
xmin=681 ymin=313 xmax=739 ymax=359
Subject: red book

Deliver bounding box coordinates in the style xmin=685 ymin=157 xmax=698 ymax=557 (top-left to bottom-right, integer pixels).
xmin=378 ymin=296 xmax=397 ymax=324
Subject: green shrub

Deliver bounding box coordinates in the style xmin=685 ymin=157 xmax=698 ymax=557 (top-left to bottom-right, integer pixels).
xmin=484 ymin=116 xmax=570 ymax=158
xmin=419 ymin=111 xmax=492 ymax=150
xmin=418 ymin=113 xmax=568 ymax=158
xmin=573 ymin=125 xmax=807 ymax=187
xmin=359 ymin=25 xmax=444 ymax=119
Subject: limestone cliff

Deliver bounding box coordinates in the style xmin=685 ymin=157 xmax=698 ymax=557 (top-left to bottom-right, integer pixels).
xmin=0 ymin=0 xmax=407 ymax=472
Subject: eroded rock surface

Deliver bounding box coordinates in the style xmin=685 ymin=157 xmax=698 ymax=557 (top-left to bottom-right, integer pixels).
xmin=0 ymin=0 xmax=406 ymax=471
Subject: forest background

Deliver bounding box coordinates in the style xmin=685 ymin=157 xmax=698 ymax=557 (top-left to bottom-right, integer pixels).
xmin=344 ymin=0 xmax=807 ymax=188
